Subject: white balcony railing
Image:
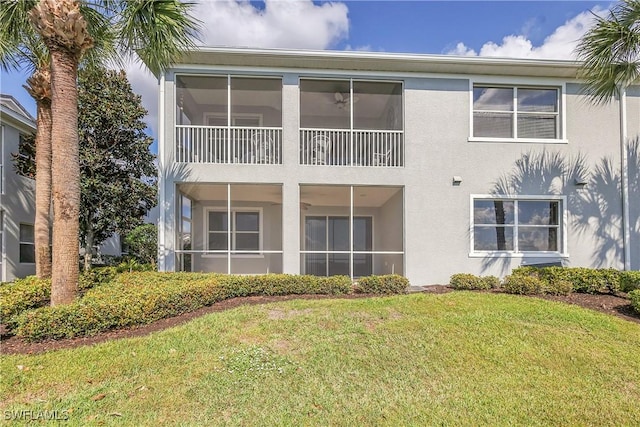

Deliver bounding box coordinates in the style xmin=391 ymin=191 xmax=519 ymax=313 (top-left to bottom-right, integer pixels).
xmin=300 ymin=129 xmax=404 ymax=167
xmin=175 ymin=126 xmax=282 ymax=164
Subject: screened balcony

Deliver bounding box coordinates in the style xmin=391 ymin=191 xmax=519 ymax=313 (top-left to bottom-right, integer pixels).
xmin=300 ymin=185 xmax=404 ymax=278
xmin=300 ymin=80 xmax=404 ymax=167
xmin=175 ymin=76 xmax=283 ymax=164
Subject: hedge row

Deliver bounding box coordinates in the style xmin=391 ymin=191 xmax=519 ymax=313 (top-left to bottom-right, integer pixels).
xmin=9 ymin=273 xmax=408 ymax=342
xmin=449 ymin=274 xmax=500 ymax=290
xmin=0 ymin=268 xmax=119 ymax=321
xmin=512 ymin=267 xmax=640 ymax=294
xmin=354 ymin=275 xmax=409 ymax=294
xmin=630 ymin=290 xmax=640 ymax=314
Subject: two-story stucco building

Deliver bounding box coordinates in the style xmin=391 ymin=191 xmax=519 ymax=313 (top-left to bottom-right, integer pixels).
xmin=0 ymin=94 xmax=37 ymax=282
xmin=156 ymin=48 xmax=639 ymax=285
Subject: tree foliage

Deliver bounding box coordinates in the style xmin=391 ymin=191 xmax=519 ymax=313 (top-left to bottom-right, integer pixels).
xmin=576 ymin=0 xmax=640 ymax=103
xmin=14 ymin=67 xmax=157 ymax=268
xmin=124 ymin=223 xmax=158 ymax=267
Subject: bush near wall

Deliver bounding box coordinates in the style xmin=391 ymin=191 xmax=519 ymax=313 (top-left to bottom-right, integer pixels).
xmin=512 ymin=267 xmax=623 ymax=294
xmin=449 ymin=274 xmax=500 ymax=290
xmin=630 ymin=290 xmax=640 ymax=314
xmin=354 ymin=275 xmax=409 ymax=294
xmin=502 ymin=275 xmax=546 ymax=295
xmin=619 ymin=271 xmax=640 ymax=293
xmin=10 ymin=273 xmax=406 ymax=342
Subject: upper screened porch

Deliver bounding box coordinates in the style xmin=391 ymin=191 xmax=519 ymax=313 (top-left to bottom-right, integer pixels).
xmin=174 ymin=75 xmax=404 ymax=167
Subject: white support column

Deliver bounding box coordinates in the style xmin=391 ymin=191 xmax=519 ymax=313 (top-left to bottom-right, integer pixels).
xmin=227 ymin=183 xmax=232 ymax=274
xmin=282 ymin=181 xmax=300 ymax=274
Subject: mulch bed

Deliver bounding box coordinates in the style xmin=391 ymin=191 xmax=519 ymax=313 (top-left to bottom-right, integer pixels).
xmin=1 ymin=289 xmax=637 ymax=356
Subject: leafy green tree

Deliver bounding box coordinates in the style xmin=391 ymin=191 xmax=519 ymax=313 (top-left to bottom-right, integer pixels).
xmin=576 ymin=0 xmax=640 ymax=103
xmin=78 ymin=67 xmax=157 ymax=271
xmin=124 ymin=224 xmax=158 ymax=267
xmin=14 ymin=67 xmax=157 ymax=271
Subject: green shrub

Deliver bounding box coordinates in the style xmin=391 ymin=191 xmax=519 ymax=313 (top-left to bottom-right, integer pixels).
xmin=354 ymin=275 xmax=409 ymax=294
xmin=481 ymin=276 xmax=502 ymax=289
xmin=630 ymin=290 xmax=640 ymax=314
xmin=502 ymin=275 xmax=545 ymax=295
xmin=12 ymin=273 xmax=354 ymax=341
xmin=544 ymin=280 xmax=573 ymax=296
xmin=511 ymin=266 xmax=621 ymax=294
xmin=0 ymin=276 xmax=50 ymax=321
xmin=79 ymin=267 xmax=118 ymax=290
xmin=449 ymin=274 xmax=490 ymax=290
xmin=619 ymin=271 xmax=640 ymax=293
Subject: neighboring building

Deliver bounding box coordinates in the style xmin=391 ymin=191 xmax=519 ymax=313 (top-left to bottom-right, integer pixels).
xmin=156 ymin=48 xmax=639 ymax=284
xmin=0 ymin=94 xmax=36 ymax=282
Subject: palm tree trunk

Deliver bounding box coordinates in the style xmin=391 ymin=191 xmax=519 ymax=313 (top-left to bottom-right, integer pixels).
xmin=34 ymin=99 xmax=52 ymax=279
xmin=49 ymin=47 xmax=80 ymax=305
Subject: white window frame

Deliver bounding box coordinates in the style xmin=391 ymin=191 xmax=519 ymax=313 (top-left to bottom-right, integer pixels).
xmin=19 ymin=222 xmax=35 ymax=264
xmin=203 ymin=207 xmax=263 ymax=258
xmin=469 ymin=194 xmax=569 ymax=258
xmin=468 ymin=79 xmax=567 ymax=144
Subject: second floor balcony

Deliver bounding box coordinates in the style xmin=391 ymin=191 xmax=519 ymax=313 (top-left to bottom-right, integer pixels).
xmin=175 ymin=75 xmax=403 ymax=167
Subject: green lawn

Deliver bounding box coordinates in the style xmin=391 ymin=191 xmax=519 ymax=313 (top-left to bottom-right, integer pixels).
xmin=2 ymin=292 xmax=639 ymax=426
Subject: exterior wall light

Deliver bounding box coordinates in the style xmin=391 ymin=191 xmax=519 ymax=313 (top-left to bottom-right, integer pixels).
xmin=452 ymin=176 xmax=463 ymax=186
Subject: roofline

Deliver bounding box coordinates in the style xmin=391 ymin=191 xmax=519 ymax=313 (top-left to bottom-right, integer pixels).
xmin=1 ymin=104 xmax=37 ymax=133
xmin=165 ymin=46 xmax=584 ymax=79
xmin=189 ymin=46 xmax=582 ymax=68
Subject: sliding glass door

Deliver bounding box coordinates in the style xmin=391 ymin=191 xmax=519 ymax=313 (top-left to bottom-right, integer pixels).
xmin=304 ymin=216 xmax=372 ymax=277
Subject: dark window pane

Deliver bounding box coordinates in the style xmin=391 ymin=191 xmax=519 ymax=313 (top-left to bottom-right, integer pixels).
xmin=236 ymin=212 xmax=259 ymax=231
xmin=518 ymin=88 xmax=557 ymax=113
xmin=329 ymin=217 xmax=349 ymax=251
xmin=19 ymin=224 xmax=34 ymax=243
xmin=518 ymin=201 xmax=559 ymax=225
xmin=20 ymin=244 xmax=35 ymax=263
xmin=305 ymin=254 xmax=326 ymax=276
xmin=474 ymin=226 xmax=514 ymax=251
xmin=353 ymin=217 xmax=372 ymax=251
xmin=209 ymin=233 xmax=228 ymax=250
xmin=518 ymin=115 xmax=557 ymax=139
xmin=305 ymin=217 xmax=327 ymax=251
xmin=209 ymin=212 xmax=228 ymax=232
xmin=518 ymin=227 xmax=558 ymax=251
xmin=328 ymin=254 xmax=350 ymax=276
xmin=353 ymin=254 xmax=372 ymax=277
xmin=473 ymin=87 xmax=513 ymax=111
xmin=474 ymin=200 xmax=515 ymax=225
xmin=473 ymin=112 xmax=513 ymax=138
xmin=236 ymin=233 xmax=259 ymax=251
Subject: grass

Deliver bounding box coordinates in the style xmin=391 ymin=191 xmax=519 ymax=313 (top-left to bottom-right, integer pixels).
xmin=1 ymin=292 xmax=639 ymax=426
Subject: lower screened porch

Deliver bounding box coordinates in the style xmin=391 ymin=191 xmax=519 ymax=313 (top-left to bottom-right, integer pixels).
xmin=174 ymin=183 xmax=404 ymax=279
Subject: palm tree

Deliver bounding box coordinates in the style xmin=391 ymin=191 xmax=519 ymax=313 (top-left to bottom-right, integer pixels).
xmin=575 ymin=0 xmax=640 ymax=103
xmin=26 ymin=0 xmax=198 ymax=304
xmin=0 ymin=0 xmax=198 ymax=305
xmin=0 ymin=0 xmax=115 ymax=285
xmin=1 ymin=2 xmax=53 ymax=279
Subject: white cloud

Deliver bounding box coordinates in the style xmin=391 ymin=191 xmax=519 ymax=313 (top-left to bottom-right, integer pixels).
xmin=448 ymin=7 xmax=606 ymax=59
xmin=125 ymin=0 xmax=349 ymax=146
xmin=196 ymin=0 xmax=349 ymax=49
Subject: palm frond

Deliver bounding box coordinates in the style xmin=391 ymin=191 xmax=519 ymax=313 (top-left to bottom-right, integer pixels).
xmin=117 ymin=0 xmax=201 ymax=75
xmin=0 ymin=0 xmax=41 ymax=72
xmin=576 ymin=1 xmax=640 ymax=104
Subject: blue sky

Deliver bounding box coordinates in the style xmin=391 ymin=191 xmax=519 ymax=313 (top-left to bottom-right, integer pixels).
xmin=0 ymin=0 xmax=609 ymax=151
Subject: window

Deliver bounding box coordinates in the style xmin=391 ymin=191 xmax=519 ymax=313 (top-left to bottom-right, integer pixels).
xmin=472 ymin=197 xmax=564 ymax=254
xmin=19 ymin=223 xmax=35 ymax=263
xmin=472 ymin=85 xmax=561 ymax=141
xmin=207 ymin=209 xmax=261 ymax=253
